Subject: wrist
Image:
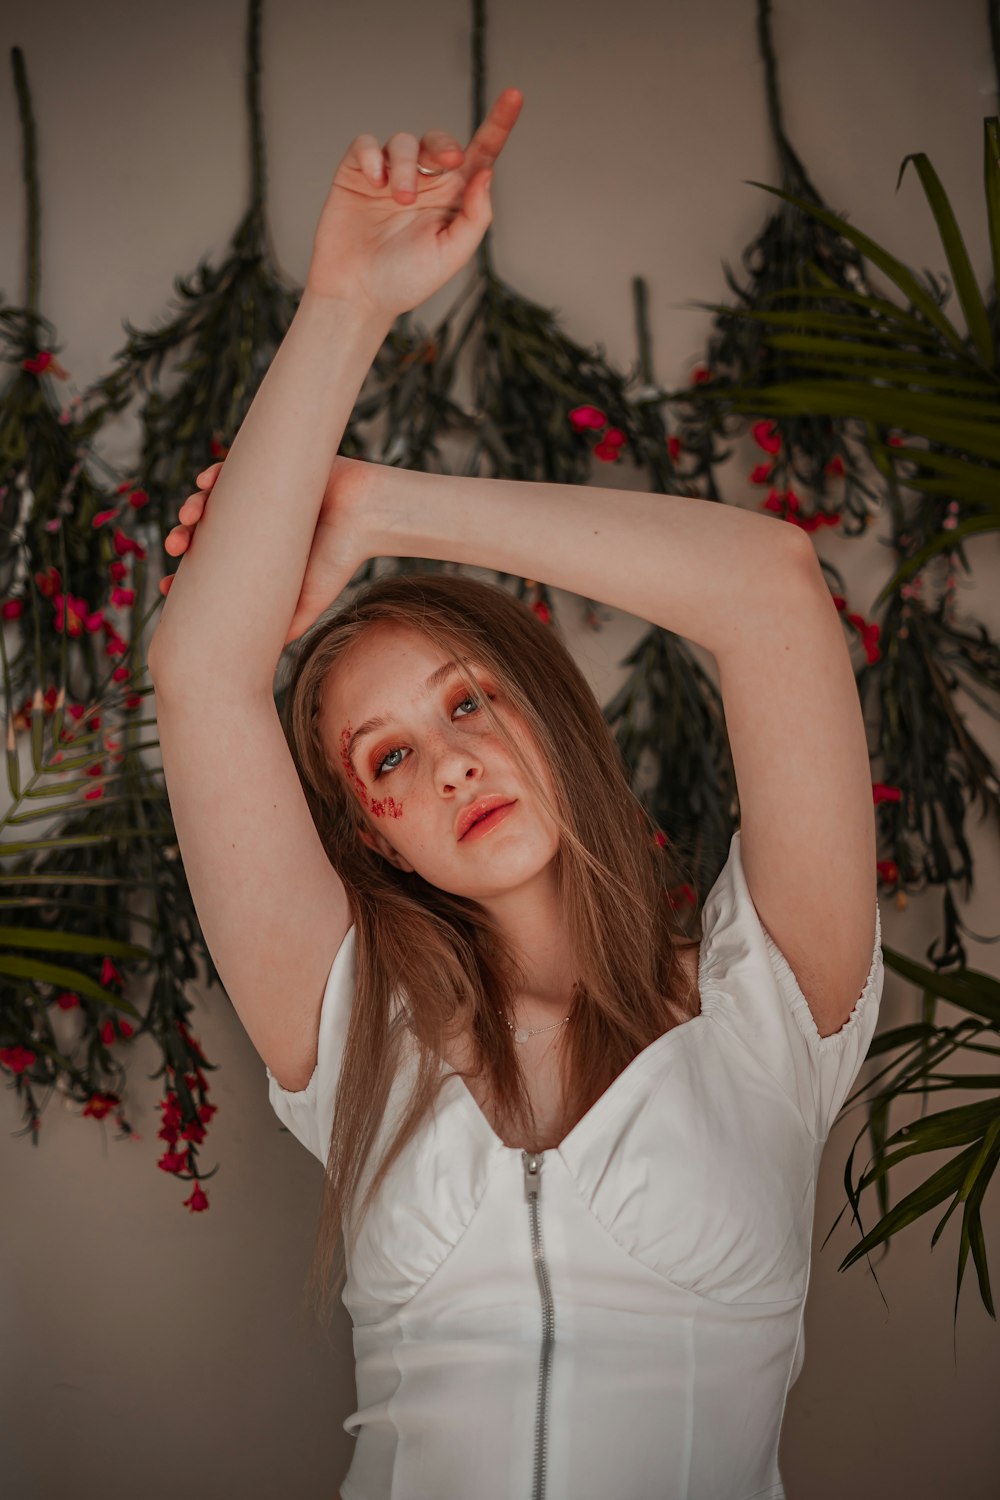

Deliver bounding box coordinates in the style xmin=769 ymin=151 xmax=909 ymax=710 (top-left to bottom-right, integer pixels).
xmin=297 ymin=282 xmax=393 ymax=341
xmin=359 ymin=458 xmax=422 ymax=561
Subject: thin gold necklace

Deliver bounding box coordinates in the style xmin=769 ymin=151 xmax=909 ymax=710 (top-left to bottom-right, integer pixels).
xmin=496 ymin=1006 xmax=576 ymax=1045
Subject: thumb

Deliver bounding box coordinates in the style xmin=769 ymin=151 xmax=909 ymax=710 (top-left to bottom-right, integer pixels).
xmin=437 ymin=167 xmax=493 ymax=267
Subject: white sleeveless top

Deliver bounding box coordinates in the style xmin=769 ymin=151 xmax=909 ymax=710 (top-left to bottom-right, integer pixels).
xmin=267 ymin=829 xmax=884 ymax=1500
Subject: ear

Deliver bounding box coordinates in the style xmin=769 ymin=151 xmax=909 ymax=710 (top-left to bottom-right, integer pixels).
xmin=358 ymin=825 xmax=415 ymax=874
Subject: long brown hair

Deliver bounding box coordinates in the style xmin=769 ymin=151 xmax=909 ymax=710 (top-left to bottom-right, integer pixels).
xmin=278 ymin=570 xmax=702 ymax=1328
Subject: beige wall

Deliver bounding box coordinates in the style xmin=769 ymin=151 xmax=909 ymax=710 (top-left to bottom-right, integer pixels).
xmin=2 ymin=0 xmax=998 ymax=1495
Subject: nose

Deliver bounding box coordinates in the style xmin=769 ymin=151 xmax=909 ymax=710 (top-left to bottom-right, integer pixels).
xmin=432 ymin=737 xmax=484 ymax=790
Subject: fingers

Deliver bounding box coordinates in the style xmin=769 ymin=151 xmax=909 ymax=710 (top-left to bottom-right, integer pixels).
xmin=164 ymin=524 xmax=192 ymax=555
xmin=352 ymin=132 xmax=386 ymax=186
xmin=461 ymin=86 xmax=523 ymax=174
xmin=194 ymin=459 xmax=224 ymax=487
xmin=346 ymin=89 xmax=522 ymax=206
xmin=383 ymin=132 xmax=421 ymax=202
xmin=350 ymin=126 xmax=468 ymax=203
xmin=177 ymin=490 xmax=206 ymax=524
xmin=421 ymin=128 xmax=465 ymax=170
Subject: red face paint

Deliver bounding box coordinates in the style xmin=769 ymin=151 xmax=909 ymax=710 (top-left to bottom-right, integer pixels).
xmin=339 ymin=723 xmax=370 ymax=810
xmin=370 ymin=795 xmax=403 ymax=820
xmin=339 ymin=723 xmax=403 ymax=820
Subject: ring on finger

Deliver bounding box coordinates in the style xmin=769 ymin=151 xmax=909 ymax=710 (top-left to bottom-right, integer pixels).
xmin=416 ymin=162 xmax=449 ymax=177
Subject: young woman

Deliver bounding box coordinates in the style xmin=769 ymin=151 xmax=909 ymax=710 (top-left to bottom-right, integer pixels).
xmin=150 ymin=86 xmax=883 ymax=1500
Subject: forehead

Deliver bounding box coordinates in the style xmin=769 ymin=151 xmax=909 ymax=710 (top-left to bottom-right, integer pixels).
xmin=321 ymin=623 xmax=473 ymax=720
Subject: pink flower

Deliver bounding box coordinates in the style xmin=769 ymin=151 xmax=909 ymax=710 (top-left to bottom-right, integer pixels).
xmin=568 ymin=405 xmax=607 ymax=432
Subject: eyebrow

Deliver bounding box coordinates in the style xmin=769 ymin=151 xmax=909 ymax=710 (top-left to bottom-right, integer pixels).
xmin=347 ymin=657 xmax=476 ymax=769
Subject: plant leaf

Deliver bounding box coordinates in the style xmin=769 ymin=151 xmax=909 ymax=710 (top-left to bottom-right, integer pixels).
xmin=895 ymin=149 xmax=994 ymax=367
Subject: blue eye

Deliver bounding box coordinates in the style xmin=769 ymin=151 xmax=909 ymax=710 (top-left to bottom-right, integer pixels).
xmin=371 ymin=693 xmax=491 ymax=780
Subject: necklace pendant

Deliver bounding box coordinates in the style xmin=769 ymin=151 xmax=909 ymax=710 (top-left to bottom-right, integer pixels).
xmin=514 ymin=1026 xmax=531 ymax=1043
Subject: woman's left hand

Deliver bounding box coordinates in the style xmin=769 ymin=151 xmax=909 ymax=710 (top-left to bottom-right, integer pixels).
xmin=162 ymin=454 xmax=377 ymax=644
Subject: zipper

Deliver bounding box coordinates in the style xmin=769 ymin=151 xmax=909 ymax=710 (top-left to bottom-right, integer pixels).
xmin=522 ymin=1149 xmax=554 ymax=1500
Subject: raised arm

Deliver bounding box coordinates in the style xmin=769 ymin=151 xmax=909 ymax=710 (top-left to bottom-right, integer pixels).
xmin=148 ymin=88 xmax=523 ymax=694
xmin=366 ymin=464 xmax=877 ymax=1041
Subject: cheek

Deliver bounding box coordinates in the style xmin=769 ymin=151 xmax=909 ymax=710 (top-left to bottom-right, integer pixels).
xmin=338 ymin=722 xmax=404 ymax=822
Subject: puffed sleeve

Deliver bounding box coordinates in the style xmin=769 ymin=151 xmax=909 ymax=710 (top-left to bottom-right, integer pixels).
xmin=265 ymin=923 xmax=357 ymax=1168
xmin=699 ymin=828 xmax=884 ymax=1143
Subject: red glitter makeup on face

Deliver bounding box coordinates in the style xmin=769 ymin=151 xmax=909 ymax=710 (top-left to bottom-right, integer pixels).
xmin=339 ymin=723 xmax=370 ymax=809
xmin=339 ymin=723 xmax=403 ymax=820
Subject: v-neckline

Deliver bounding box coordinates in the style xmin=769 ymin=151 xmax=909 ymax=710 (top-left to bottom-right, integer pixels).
xmin=449 ymin=955 xmax=717 ymax=1155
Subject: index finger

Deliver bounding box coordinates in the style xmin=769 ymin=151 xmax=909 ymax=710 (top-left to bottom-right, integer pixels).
xmin=460 ymin=87 xmax=524 ymax=177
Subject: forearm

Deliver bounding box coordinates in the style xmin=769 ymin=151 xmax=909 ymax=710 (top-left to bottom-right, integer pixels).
xmin=370 ymin=468 xmax=813 ymax=663
xmin=148 ymin=289 xmax=391 ymax=690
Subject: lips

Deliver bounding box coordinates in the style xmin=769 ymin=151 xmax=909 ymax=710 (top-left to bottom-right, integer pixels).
xmin=456 ymin=795 xmax=516 ymax=841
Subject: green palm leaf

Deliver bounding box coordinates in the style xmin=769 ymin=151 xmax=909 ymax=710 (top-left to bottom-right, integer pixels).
xmin=670 ymin=117 xmax=1000 ymax=627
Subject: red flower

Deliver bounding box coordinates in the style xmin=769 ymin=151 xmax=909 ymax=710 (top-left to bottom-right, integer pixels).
xmin=157 ymin=1149 xmax=189 ymax=1175
xmin=183 ymin=1182 xmax=210 ymax=1213
xmin=752 ymin=419 xmax=782 ymax=455
xmin=83 ymin=1091 xmax=120 ymax=1120
xmin=35 ymin=565 xmax=62 ymax=598
xmin=666 ymin=883 xmax=697 ymax=909
xmin=873 ymin=783 xmax=901 ymax=804
xmin=667 ymin=436 xmax=683 ymax=462
xmin=0 ymin=1043 xmax=36 ymax=1074
xmin=568 ymin=405 xmax=607 ymax=432
xmin=100 ymin=1019 xmax=135 ymax=1045
xmin=2 ymin=599 xmax=24 ymax=620
xmin=793 ymin=509 xmax=842 ymax=534
xmin=113 ymin=528 xmax=147 ymax=560
xmin=876 ymin=860 xmax=899 ymax=886
xmin=749 ymin=462 xmax=774 ymax=485
xmin=100 ymin=956 xmax=124 ymax=988
xmin=532 ymin=600 xmax=551 ymax=625
xmin=846 ymin=612 xmax=881 ymax=664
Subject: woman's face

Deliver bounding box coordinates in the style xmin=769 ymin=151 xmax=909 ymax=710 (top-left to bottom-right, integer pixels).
xmin=320 ymin=622 xmax=561 ymax=899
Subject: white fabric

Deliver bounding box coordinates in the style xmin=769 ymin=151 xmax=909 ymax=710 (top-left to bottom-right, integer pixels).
xmin=266 ymin=828 xmax=884 ymax=1500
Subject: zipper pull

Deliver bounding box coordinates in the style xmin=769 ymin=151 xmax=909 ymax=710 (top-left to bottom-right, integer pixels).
xmin=522 ymin=1150 xmax=543 ymax=1203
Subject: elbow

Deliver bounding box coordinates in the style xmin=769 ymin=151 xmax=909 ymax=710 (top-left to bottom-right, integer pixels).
xmin=781 ymin=522 xmax=823 ymax=580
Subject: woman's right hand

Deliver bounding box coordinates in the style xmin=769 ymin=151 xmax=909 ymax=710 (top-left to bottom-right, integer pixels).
xmin=306 ymin=86 xmax=523 ymax=319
